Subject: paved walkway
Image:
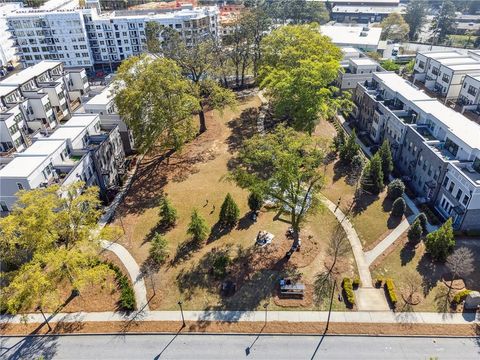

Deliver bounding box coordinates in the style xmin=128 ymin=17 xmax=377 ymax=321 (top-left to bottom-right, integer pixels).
xmin=321 ymin=198 xmax=372 ymax=288
xmin=1 ymin=310 xmax=477 ymax=325
xmin=100 ymin=240 xmax=150 ymax=311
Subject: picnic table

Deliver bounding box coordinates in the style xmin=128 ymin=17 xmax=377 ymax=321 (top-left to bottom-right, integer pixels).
xmin=279 ymin=279 xmax=305 ymax=298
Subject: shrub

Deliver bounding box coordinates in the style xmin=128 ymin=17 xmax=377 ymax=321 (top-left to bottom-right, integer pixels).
xmin=385 ymin=278 xmax=397 ymax=307
xmin=391 ymin=197 xmax=406 ymax=217
xmin=416 ymin=212 xmax=428 ymax=233
xmin=387 ymin=179 xmax=405 ymax=200
xmin=212 ymin=253 xmax=231 ymax=279
xmin=106 ymin=262 xmax=136 ymax=311
xmin=342 ymin=278 xmax=355 ymax=305
xmin=159 ymin=197 xmax=177 ymax=228
xmin=407 ymin=219 xmax=423 ymax=243
xmin=452 ymin=289 xmax=472 ymax=304
xmin=219 ymin=193 xmax=240 ymax=228
xmin=149 ymin=233 xmax=169 ymax=265
xmin=187 ymin=209 xmax=209 ymax=243
xmin=352 ymin=277 xmax=361 ymax=289
xmin=247 ymin=191 xmax=264 ymax=212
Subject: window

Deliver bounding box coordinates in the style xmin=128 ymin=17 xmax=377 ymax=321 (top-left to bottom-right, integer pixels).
xmin=444 ymin=138 xmax=459 ymax=157
xmin=467 ymin=85 xmax=477 ymax=97
xmin=448 ymin=182 xmax=454 ymax=193
xmin=441 ymin=74 xmax=450 ymax=83
xmin=456 ymin=189 xmax=463 ymax=201
xmin=443 ymin=176 xmax=450 ymax=188
xmin=17 ymin=183 xmax=24 ymax=190
xmin=463 ymin=195 xmax=470 ymax=206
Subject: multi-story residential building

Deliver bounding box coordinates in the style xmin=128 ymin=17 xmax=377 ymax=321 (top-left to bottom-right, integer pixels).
xmin=0 ymin=113 xmax=125 ymax=211
xmin=353 ymin=72 xmax=480 ymax=231
xmin=457 ymin=74 xmax=480 ymax=109
xmin=0 ymin=61 xmax=90 ymax=137
xmin=7 ymin=4 xmax=219 ymax=70
xmin=337 ymin=48 xmax=383 ymax=90
xmin=0 ymin=2 xmax=23 ymax=69
xmin=331 ymin=4 xmax=402 ymax=23
xmin=412 ymin=50 xmax=480 ymax=101
xmin=83 ymin=82 xmax=135 ymax=154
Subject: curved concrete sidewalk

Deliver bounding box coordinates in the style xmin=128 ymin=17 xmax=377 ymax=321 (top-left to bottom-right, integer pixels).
xmin=100 ymin=240 xmax=149 ymax=311
xmin=321 ymin=198 xmax=372 ymax=287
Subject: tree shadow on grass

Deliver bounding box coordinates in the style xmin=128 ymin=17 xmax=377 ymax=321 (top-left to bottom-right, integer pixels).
xmin=387 ymin=214 xmax=403 ymax=229
xmin=226 ymin=107 xmax=259 ymax=154
xmin=332 ymin=160 xmax=350 ymax=183
xmin=171 ymin=238 xmax=202 ymax=265
xmin=350 ymin=192 xmax=379 ymax=216
xmin=400 ymin=242 xmax=416 ymax=266
xmin=416 ymin=253 xmax=447 ymax=296
xmin=207 ymin=222 xmax=234 ymax=243
xmin=236 ymin=212 xmax=255 ymax=231
xmin=382 ymin=197 xmax=393 ymax=212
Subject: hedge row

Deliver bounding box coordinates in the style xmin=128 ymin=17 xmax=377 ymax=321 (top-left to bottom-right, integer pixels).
xmin=453 ymin=289 xmax=472 ymax=304
xmin=342 ymin=278 xmax=355 ymax=306
xmin=385 ymin=278 xmax=397 ymax=307
xmin=107 ymin=262 xmax=136 ymax=312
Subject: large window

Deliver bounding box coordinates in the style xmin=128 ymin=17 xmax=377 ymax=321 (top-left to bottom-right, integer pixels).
xmin=444 ymin=138 xmax=459 ymax=157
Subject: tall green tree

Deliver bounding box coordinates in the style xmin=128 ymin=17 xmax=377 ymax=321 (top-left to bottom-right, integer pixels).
xmin=408 ymin=219 xmax=423 ymax=243
xmin=231 ymin=125 xmax=326 ymax=245
xmin=162 ymin=34 xmax=236 ymax=133
xmin=0 ymin=183 xmax=117 ymax=314
xmin=219 ymin=193 xmax=240 ymax=228
xmin=259 ymin=24 xmax=352 ymax=134
xmin=113 ymin=55 xmax=199 ymax=153
xmin=403 ymin=0 xmax=428 ymax=40
xmin=425 ymin=218 xmax=455 ymax=262
xmin=248 ymin=191 xmax=264 ymax=212
xmin=145 ymin=21 xmax=162 ymax=54
xmin=159 ymin=197 xmax=178 ymax=228
xmin=431 ymin=0 xmax=456 ymax=44
xmin=339 ymin=130 xmax=361 ymax=164
xmin=361 ymin=153 xmax=384 ymax=194
xmin=187 ymin=209 xmax=209 ymax=243
xmin=380 ymin=13 xmax=410 ymax=42
xmin=149 ymin=233 xmax=169 ymax=265
xmin=378 ymin=139 xmax=393 ymax=181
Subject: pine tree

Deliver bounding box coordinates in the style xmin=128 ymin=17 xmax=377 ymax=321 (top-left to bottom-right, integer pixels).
xmin=408 ymin=219 xmax=423 ymax=244
xmin=187 ymin=209 xmax=209 ymax=243
xmin=391 ymin=198 xmax=406 ymax=217
xmin=159 ymin=197 xmax=177 ymax=228
xmin=219 ymin=193 xmax=240 ymax=228
xmin=425 ymin=218 xmax=455 ymax=262
xmin=378 ymin=139 xmax=393 ymax=182
xmin=248 ymin=191 xmax=264 ymax=212
xmin=149 ymin=233 xmax=169 ymax=265
xmin=333 ymin=130 xmax=346 ymax=153
xmin=361 ymin=153 xmax=384 ymax=194
xmin=339 ymin=129 xmax=360 ymax=164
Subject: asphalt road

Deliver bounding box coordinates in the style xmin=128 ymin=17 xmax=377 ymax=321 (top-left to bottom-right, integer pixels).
xmin=0 ymin=333 xmax=478 ymax=359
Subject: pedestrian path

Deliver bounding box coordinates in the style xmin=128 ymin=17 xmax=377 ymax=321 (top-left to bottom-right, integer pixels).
xmin=321 ymin=197 xmax=372 ymax=288
xmin=1 ymin=310 xmax=477 ymax=326
xmin=100 ymin=240 xmax=150 ymax=311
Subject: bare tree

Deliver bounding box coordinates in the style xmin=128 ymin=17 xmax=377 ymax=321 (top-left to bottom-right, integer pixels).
xmin=446 ymin=247 xmax=475 ymax=281
xmin=400 ymin=269 xmax=422 ymax=312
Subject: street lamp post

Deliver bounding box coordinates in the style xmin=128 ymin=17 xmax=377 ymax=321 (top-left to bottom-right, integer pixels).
xmin=178 ymin=301 xmax=185 ymax=328
xmin=263 ymin=302 xmax=269 ymax=325
xmin=36 ymin=306 xmax=52 ymax=331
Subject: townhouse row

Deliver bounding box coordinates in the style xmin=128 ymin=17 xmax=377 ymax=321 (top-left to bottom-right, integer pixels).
xmin=412 ymin=50 xmax=480 ymax=113
xmin=0 ymin=60 xmax=135 ymax=212
xmin=6 ymin=1 xmax=219 ymax=70
xmin=354 ymin=72 xmax=480 ymax=231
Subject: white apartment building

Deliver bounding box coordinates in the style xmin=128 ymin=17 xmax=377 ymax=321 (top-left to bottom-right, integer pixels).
xmin=0 ymin=61 xmax=89 ymax=136
xmin=338 ymin=48 xmax=383 ymax=90
xmin=0 ymin=2 xmax=23 ymax=68
xmin=413 ymin=50 xmax=480 ymax=101
xmin=458 ymin=75 xmax=480 ymax=108
xmin=0 ymin=113 xmax=125 ymax=211
xmin=320 ymin=25 xmax=382 ymax=52
xmin=7 ymin=4 xmax=219 ymax=70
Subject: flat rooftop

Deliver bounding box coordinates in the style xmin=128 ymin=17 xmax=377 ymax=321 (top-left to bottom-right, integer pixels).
xmin=351 ymin=58 xmax=377 ymax=66
xmin=0 ymin=61 xmax=62 ymax=87
xmin=332 ymin=5 xmax=401 ymax=14
xmin=0 ymin=155 xmax=47 ymax=178
xmin=374 ymin=72 xmax=433 ymax=101
xmin=320 ymin=25 xmax=382 ymax=47
xmin=435 ymin=57 xmax=479 ymax=66
xmin=62 ymin=113 xmax=98 ymax=127
xmin=446 ymin=63 xmax=480 ymax=72
xmin=418 ymin=51 xmax=464 ymax=59
xmin=17 ymin=139 xmax=66 ymax=156
xmin=413 ymin=99 xmax=480 ymax=150
xmin=84 ymin=84 xmax=115 ymax=107
xmin=0 ymin=85 xmax=20 ymax=98
xmin=466 ymin=74 xmax=480 ymax=83
xmin=44 ymin=126 xmax=86 ymax=142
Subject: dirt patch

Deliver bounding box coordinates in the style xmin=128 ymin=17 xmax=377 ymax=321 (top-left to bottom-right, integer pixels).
xmin=1 ymin=320 xmax=477 ymax=337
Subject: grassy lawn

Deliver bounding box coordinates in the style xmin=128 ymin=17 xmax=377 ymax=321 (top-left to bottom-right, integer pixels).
xmin=111 ymin=97 xmax=357 ymax=311
xmin=371 ymin=236 xmax=480 ymax=312
xmin=317 ymin=121 xmax=405 ymax=251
